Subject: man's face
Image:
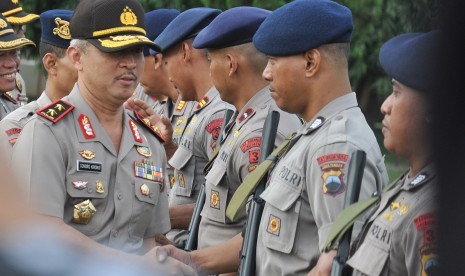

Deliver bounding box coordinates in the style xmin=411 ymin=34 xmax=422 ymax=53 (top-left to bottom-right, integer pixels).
xmin=163 ymin=43 xmax=195 ymax=101
xmin=0 ymin=49 xmax=20 ymax=93
xmin=78 ymin=43 xmax=144 ymax=105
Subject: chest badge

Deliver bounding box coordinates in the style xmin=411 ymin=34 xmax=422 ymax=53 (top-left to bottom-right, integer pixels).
xmin=384 ymin=199 xmax=410 ymax=221
xmin=79 ymin=150 xmax=96 ymax=160
xmin=73 ymin=200 xmax=97 ymax=225
xmin=266 ymin=214 xmax=281 ymax=236
xmin=210 ymin=190 xmax=220 ymax=209
xmin=96 ymin=181 xmax=104 ymax=194
xmin=140 ymin=184 xmax=150 ymax=196
xmin=134 ymin=159 xmax=163 ymax=182
xmin=136 ymin=146 xmax=152 ymax=157
xmin=72 ymin=181 xmax=88 ymax=190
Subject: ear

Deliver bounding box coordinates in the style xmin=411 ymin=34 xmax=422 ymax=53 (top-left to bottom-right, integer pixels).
xmin=153 ymin=53 xmax=163 ymax=70
xmin=226 ymin=53 xmax=238 ymax=77
xmin=67 ymin=46 xmax=84 ymax=71
xmin=181 ymin=41 xmax=191 ymax=63
xmin=303 ymin=49 xmax=320 ymax=77
xmin=42 ymin=53 xmax=58 ymax=76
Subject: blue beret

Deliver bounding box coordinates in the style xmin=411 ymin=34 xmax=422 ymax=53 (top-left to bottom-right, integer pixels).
xmin=155 ymin=8 xmax=221 ymax=53
xmin=379 ymin=31 xmax=441 ymax=93
xmin=40 ymin=9 xmax=73 ymax=49
xmin=193 ymin=7 xmax=270 ymax=49
xmin=144 ymin=9 xmax=180 ymax=56
xmin=253 ymin=0 xmax=353 ymax=56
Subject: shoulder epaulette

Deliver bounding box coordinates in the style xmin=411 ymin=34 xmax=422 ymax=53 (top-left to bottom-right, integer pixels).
xmin=36 ymin=99 xmax=74 ymax=124
xmin=2 ymin=92 xmax=18 ymax=105
xmin=176 ymin=100 xmax=186 ymax=112
xmin=133 ymin=111 xmax=166 ymax=143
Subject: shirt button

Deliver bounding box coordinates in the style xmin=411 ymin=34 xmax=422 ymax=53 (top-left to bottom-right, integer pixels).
xmin=87 ymin=187 xmax=93 ymax=193
xmin=117 ymin=194 xmax=123 ymax=200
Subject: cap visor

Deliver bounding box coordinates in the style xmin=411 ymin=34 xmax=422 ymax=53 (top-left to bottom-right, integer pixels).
xmin=0 ymin=33 xmax=35 ymax=50
xmin=6 ymin=11 xmax=39 ymax=25
xmin=88 ymin=35 xmax=161 ymax=53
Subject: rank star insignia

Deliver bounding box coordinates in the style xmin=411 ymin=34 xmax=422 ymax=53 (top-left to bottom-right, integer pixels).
xmin=136 ymin=146 xmax=152 ymax=157
xmin=96 ymin=181 xmax=104 ymax=194
xmin=140 ymin=184 xmax=150 ymax=196
xmin=79 ymin=150 xmax=96 ymax=160
xmin=72 ymin=181 xmax=88 ymax=190
xmin=383 ymin=199 xmax=410 ymax=221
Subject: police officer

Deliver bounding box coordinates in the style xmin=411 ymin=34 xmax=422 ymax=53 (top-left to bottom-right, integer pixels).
xmin=341 ymin=31 xmax=439 ymax=276
xmin=0 ymin=9 xmax=76 ymax=159
xmin=0 ymin=13 xmax=34 ymax=120
xmin=156 ymin=1 xmax=388 ymax=275
xmin=129 ymin=8 xmax=235 ymax=248
xmin=131 ymin=9 xmax=180 ymax=111
xmin=0 ymin=0 xmax=39 ymax=106
xmin=11 ymin=0 xmax=194 ymax=273
xmin=192 ymin=6 xmax=302 ymax=250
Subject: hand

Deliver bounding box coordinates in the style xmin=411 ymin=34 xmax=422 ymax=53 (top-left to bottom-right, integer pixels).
xmin=124 ymin=98 xmax=174 ymax=143
xmin=144 ymin=246 xmax=197 ymax=275
xmin=307 ymin=250 xmax=336 ymax=276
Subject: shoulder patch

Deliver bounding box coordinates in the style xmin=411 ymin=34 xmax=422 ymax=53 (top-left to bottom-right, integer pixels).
xmin=133 ymin=111 xmax=166 ymax=143
xmin=5 ymin=128 xmax=21 ymax=137
xmin=240 ymin=137 xmax=262 ymax=152
xmin=36 ymin=99 xmax=74 ymax=124
xmin=317 ymin=153 xmax=349 ymax=197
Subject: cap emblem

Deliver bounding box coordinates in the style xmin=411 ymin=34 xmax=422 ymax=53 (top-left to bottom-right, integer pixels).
xmin=11 ymin=0 xmax=18 ymax=4
xmin=53 ymin=17 xmax=71 ymax=40
xmin=120 ymin=6 xmax=137 ymax=26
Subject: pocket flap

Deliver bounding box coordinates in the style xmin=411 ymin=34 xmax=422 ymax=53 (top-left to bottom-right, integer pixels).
xmin=134 ymin=179 xmax=160 ymax=205
xmin=260 ymin=181 xmax=301 ymax=212
xmin=169 ymin=145 xmax=193 ymax=169
xmin=67 ymin=175 xmax=107 ymax=199
xmin=347 ymin=241 xmax=389 ymax=275
xmin=205 ymin=161 xmax=226 ymax=187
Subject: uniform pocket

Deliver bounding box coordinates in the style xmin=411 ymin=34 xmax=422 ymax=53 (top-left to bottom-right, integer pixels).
xmin=169 ymin=145 xmax=196 ymax=198
xmin=260 ymin=182 xmax=302 ymax=254
xmin=129 ymin=178 xmax=161 ymax=240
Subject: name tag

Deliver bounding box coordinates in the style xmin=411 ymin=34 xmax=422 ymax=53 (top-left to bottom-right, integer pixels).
xmin=77 ymin=160 xmax=102 ymax=173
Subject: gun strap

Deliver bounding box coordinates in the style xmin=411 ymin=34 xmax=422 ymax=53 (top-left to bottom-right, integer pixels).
xmin=226 ymin=131 xmax=297 ymax=222
xmin=323 ymin=170 xmax=408 ymax=252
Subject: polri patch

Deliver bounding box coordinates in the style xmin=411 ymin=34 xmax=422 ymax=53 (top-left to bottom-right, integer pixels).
xmin=37 ymin=99 xmax=74 ymax=124
xmin=206 ymin=118 xmax=223 ymax=150
xmin=77 ymin=160 xmax=102 ymax=172
xmin=317 ymin=153 xmax=348 ymax=197
xmin=241 ymin=137 xmax=262 ymax=152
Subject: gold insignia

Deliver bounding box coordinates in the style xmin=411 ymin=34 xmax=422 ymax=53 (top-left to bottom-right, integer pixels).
xmin=178 ymin=174 xmax=185 ymax=188
xmin=79 ymin=150 xmax=95 ymax=160
xmin=234 ymin=130 xmax=240 ymax=137
xmin=140 ymin=184 xmax=150 ymax=196
xmin=267 ymin=215 xmax=281 ymax=236
xmin=73 ymin=200 xmax=96 ymax=225
xmin=383 ymin=199 xmax=410 ymax=221
xmin=0 ymin=19 xmax=6 ymax=29
xmin=96 ymin=181 xmax=104 ymax=194
xmin=169 ymin=175 xmax=175 ymax=189
xmin=136 ymin=146 xmax=152 ymax=157
xmin=210 ymin=191 xmax=219 ymax=208
xmin=12 ymin=0 xmax=18 ymax=4
xmin=52 ymin=17 xmax=71 ymax=40
xmin=120 ymin=6 xmax=137 ymax=26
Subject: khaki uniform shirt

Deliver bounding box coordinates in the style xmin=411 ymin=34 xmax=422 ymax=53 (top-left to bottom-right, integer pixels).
xmin=256 ymin=93 xmax=388 ymax=275
xmin=198 ymin=86 xmax=302 ymax=249
xmin=0 ymin=92 xmax=51 ymax=159
xmin=12 ymin=85 xmax=170 ymax=253
xmin=166 ymin=87 xmax=233 ymax=245
xmin=132 ymin=83 xmax=159 ymax=110
xmin=348 ymin=164 xmax=438 ymax=276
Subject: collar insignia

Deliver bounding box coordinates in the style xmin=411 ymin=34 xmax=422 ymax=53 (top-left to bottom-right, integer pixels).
xmin=196 ymin=96 xmax=210 ymax=110
xmin=36 ymin=99 xmax=74 ymax=124
xmin=238 ymin=108 xmax=255 ymax=124
xmin=78 ymin=114 xmax=96 ymax=139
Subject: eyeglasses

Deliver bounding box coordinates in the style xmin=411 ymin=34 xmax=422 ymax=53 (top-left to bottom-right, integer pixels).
xmin=12 ymin=24 xmax=26 ymax=34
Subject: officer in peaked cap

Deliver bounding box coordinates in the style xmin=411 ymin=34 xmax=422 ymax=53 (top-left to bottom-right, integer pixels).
xmin=11 ymin=0 xmax=194 ymax=274
xmin=193 ymin=4 xmax=301 ymax=255
xmin=131 ymin=9 xmax=181 ymax=112
xmin=127 ymin=7 xmax=235 ymax=249
xmin=0 ymin=13 xmax=34 ymax=121
xmin=0 ymin=0 xmax=40 ymax=106
xmin=236 ymin=0 xmax=385 ymax=274
xmin=0 ymin=9 xmax=76 ymax=159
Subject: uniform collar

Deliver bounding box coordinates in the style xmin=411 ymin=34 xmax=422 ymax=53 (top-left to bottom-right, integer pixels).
xmin=195 ymin=86 xmax=219 ymax=112
xmin=36 ymin=92 xmax=52 ymax=107
xmin=235 ymin=86 xmax=272 ymax=129
xmin=67 ymin=84 xmax=149 ymax=157
xmin=301 ymin=92 xmax=358 ymax=135
xmin=402 ymin=163 xmax=436 ymax=191
xmin=173 ymin=95 xmax=193 ymax=116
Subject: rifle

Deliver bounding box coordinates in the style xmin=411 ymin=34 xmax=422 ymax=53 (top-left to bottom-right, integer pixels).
xmin=184 ymin=109 xmax=234 ymax=252
xmin=239 ymin=110 xmax=280 ymax=275
xmin=330 ymin=150 xmax=366 ymax=276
